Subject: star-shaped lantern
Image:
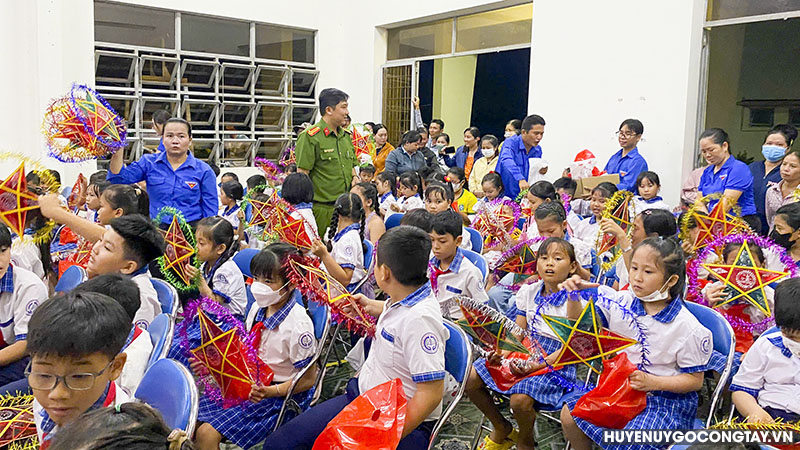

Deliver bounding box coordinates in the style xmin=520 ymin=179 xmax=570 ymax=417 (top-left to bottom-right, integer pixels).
xmin=71 ymin=87 xmax=123 ymax=145
xmin=159 ymin=214 xmax=196 ymax=289
xmin=543 ymin=299 xmax=638 ymax=374
xmin=691 ymin=199 xmax=750 ymax=252
xmin=190 ymin=309 xmax=273 ymax=406
xmin=286 ymin=259 xmax=376 ymax=336
xmin=70 ymin=238 xmax=93 ymax=268
xmin=0 ymin=394 xmax=36 ymax=448
xmin=702 ymin=241 xmax=788 ymax=316
xmin=454 ymin=296 xmax=537 ymax=356
xmin=275 ymin=215 xmax=314 ymax=249
xmin=471 ymin=199 xmax=519 ymax=246
xmin=67 ymin=173 xmax=87 ymax=210
xmin=596 ymin=191 xmax=635 ymax=255
xmin=279 ymin=145 xmax=296 ymax=168
xmin=494 ymin=242 xmax=538 ymax=286
xmin=351 ymin=125 xmax=373 ymax=160
xmin=0 ymin=164 xmax=39 ymax=236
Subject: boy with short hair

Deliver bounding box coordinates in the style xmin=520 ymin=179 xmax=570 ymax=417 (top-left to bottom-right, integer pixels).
xmin=86 ymin=215 xmax=166 ymax=330
xmin=263 ymin=226 xmax=448 ymax=450
xmin=73 ymin=274 xmax=151 ymax=394
xmin=359 ymin=164 xmax=376 ymax=183
xmin=400 ymin=208 xmax=434 ymax=233
xmin=731 ymin=277 xmax=800 ymax=423
xmin=28 ymin=291 xmax=132 ymax=446
xmin=428 ymin=210 xmax=488 ymax=319
xmin=0 ymin=224 xmax=48 ymax=389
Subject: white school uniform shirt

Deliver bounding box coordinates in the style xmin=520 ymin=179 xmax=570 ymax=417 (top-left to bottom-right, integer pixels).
xmin=379 ymin=192 xmax=397 ymax=216
xmin=220 ymin=204 xmax=241 ymax=231
xmin=204 ymin=259 xmax=248 ymax=316
xmin=291 ymin=202 xmax=320 ymax=240
xmin=131 ymin=271 xmax=162 ymax=330
xmin=515 ymin=281 xmax=587 ymax=339
xmin=358 ymin=283 xmax=449 ymax=421
xmin=119 ymin=326 xmax=153 ymax=394
xmin=399 ymin=194 xmax=424 ymax=212
xmin=595 ymin=286 xmax=713 ymax=377
xmin=566 ymin=210 xmax=583 ymax=232
xmin=528 ymin=235 xmax=592 ymax=269
xmin=633 ymin=195 xmax=671 ymax=213
xmin=429 ymin=248 xmax=488 ymax=319
xmin=10 ymin=238 xmax=45 ymax=281
xmin=245 ymin=291 xmax=316 ymax=382
xmin=0 ymin=265 xmax=47 ymax=347
xmin=730 ymin=329 xmax=800 ymax=415
xmin=325 ymin=224 xmax=365 ymax=288
xmin=571 ymin=216 xmax=600 ymax=249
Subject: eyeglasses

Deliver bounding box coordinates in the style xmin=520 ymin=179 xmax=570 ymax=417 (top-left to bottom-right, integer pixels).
xmin=25 ymin=361 xmax=113 ymax=391
xmin=616 ymin=131 xmax=638 ymax=138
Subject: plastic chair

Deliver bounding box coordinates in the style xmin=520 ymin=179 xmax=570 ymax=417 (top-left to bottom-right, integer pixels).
xmin=54 ymin=265 xmax=87 ymax=293
xmin=464 ymin=227 xmax=483 ymax=253
xmin=350 ymin=240 xmax=375 ymax=294
xmin=461 ymin=248 xmax=488 ymax=282
xmin=135 ymin=358 xmax=199 ymax=435
xmin=428 ymin=320 xmax=473 ymax=449
xmin=61 ymin=185 xmax=72 ymax=199
xmin=516 ymin=217 xmax=526 ymax=231
xmin=385 ymin=213 xmax=404 ymax=229
xmin=233 ymin=248 xmax=259 ymax=278
xmin=150 ymin=278 xmax=179 ymax=317
xmin=146 ymin=313 xmax=173 ymax=368
xmin=244 ymin=283 xmax=257 ymax=318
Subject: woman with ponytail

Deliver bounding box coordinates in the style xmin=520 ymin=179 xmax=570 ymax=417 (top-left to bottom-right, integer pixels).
xmin=310 ymin=193 xmax=369 ymax=294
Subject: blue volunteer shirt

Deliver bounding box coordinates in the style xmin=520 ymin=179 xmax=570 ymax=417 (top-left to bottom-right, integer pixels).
xmin=604 ymin=147 xmax=648 ymax=192
xmin=106 ymin=151 xmax=218 ymax=223
xmin=496 ymin=134 xmax=542 ymax=200
xmin=698 ymin=155 xmax=757 ymax=216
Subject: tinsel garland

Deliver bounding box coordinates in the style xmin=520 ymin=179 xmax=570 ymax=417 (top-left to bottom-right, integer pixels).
xmin=470 ymin=197 xmax=522 ymax=247
xmin=561 ymin=192 xmax=572 ymax=214
xmin=686 ymin=233 xmax=797 ymax=332
xmin=595 ymin=190 xmax=635 ymax=271
xmin=154 ymin=207 xmax=200 ymax=292
xmin=678 ymin=192 xmax=747 ymax=255
xmin=491 ymin=237 xmax=547 ymax=292
xmin=0 ymin=152 xmax=58 ymax=246
xmin=254 ymin=157 xmax=283 ymax=184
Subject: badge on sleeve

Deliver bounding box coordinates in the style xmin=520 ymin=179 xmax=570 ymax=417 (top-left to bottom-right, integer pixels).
xmin=701 ymin=336 xmax=711 ymax=354
xmin=25 ymin=300 xmax=39 ymax=316
xmin=299 ymin=332 xmax=314 ymax=349
xmin=421 ymin=332 xmax=439 ymax=354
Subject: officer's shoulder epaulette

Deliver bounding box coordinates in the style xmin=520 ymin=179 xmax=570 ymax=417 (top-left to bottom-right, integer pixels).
xmin=343 ymin=127 xmax=352 ymax=134
xmin=307 ymin=126 xmax=321 ymax=136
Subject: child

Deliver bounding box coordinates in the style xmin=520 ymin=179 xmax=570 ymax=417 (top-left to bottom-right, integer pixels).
xmin=220 ymin=172 xmax=238 ymax=185
xmin=193 ymin=243 xmax=317 ymax=450
xmin=428 ymin=210 xmax=489 ymax=319
xmin=522 ymin=180 xmax=558 ymax=237
xmin=47 ymin=402 xmax=196 ymax=450
xmin=0 ymin=224 xmax=48 ymax=390
xmin=185 ymin=217 xmax=247 ymax=318
xmin=375 ymin=171 xmax=397 ymax=218
xmin=219 ymin=180 xmax=244 ymax=231
xmin=425 ymin=182 xmax=472 ymax=251
xmin=400 ymin=208 xmax=434 ymax=233
xmin=359 ymin=164 xmax=376 ymax=183
xmin=448 ymin=167 xmax=478 ymax=218
xmin=246 ymin=174 xmax=267 ymax=193
xmin=83 ymin=180 xmax=109 ymax=222
xmin=29 ymin=291 xmax=132 ymax=445
xmin=633 ymin=171 xmax=670 ymax=212
xmin=469 ymin=135 xmax=500 ymax=198
xmin=560 ymin=237 xmax=715 ymax=450
xmin=479 ymin=172 xmax=506 ymax=204
xmin=74 ymin=273 xmax=151 ymax=394
xmin=730 ymin=277 xmax=800 ymax=423
xmin=310 ymin=193 xmax=368 ymax=293
xmin=86 ymin=215 xmax=165 ymax=330
xmin=389 ymin=171 xmax=424 ymax=214
xmin=571 ymin=182 xmax=617 ymax=248
xmin=263 ymin=226 xmax=448 ymax=450
xmin=468 ymin=238 xmax=583 ymax=450
xmin=282 ymin=173 xmax=319 ymax=240
xmin=352 ymin=182 xmax=385 ymax=244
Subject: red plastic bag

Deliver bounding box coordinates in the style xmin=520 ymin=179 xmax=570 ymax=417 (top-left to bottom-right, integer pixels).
xmin=486 ymin=351 xmax=560 ymax=392
xmin=313 ymin=378 xmax=407 ymax=450
xmin=572 ymin=353 xmax=646 ymax=429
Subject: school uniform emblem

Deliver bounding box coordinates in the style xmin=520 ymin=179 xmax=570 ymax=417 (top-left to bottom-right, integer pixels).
xmin=421 ymin=332 xmax=439 ymax=354
xmin=299 ymin=332 xmax=314 ymax=349
xmin=185 ymin=181 xmax=198 ymax=189
xmin=25 ymin=300 xmax=39 ymax=316
xmin=135 ymin=320 xmax=149 ymax=330
xmin=701 ymin=337 xmax=710 ymax=354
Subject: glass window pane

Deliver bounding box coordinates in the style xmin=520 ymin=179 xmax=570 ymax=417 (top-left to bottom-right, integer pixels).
xmin=387 ymin=19 xmax=452 ymax=60
xmin=94 ymin=2 xmax=175 ymax=48
xmin=255 ymin=24 xmax=314 ymax=63
xmin=182 ymin=14 xmax=249 ymax=56
xmin=455 ymin=4 xmax=532 ymax=52
xmin=709 ymin=0 xmax=800 ymax=21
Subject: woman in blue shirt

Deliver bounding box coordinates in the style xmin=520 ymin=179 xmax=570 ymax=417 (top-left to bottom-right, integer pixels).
xmin=748 ymin=124 xmax=798 ymax=233
xmin=107 ymin=118 xmax=218 ymax=228
xmin=697 ymin=128 xmax=760 ymax=233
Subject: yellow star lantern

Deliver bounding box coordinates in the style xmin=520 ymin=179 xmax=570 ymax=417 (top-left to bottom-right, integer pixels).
xmin=0 ymin=393 xmax=37 ymax=448
xmin=542 ymin=299 xmax=638 ymax=374
xmin=689 ymin=197 xmax=750 ymax=252
xmin=702 ymin=241 xmax=788 ymax=316
xmin=0 ymin=164 xmax=39 ymax=236
xmin=156 ymin=208 xmax=198 ymax=291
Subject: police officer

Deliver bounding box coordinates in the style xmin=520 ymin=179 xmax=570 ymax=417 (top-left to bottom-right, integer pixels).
xmin=296 ymin=88 xmax=359 ymax=233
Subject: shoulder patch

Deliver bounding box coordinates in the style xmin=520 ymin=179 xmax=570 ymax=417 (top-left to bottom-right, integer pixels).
xmin=343 ymin=128 xmax=352 ymax=135
xmin=307 ymin=126 xmax=321 ymax=136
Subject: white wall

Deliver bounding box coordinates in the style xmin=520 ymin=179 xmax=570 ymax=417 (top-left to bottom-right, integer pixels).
xmin=528 ymin=0 xmax=705 ymax=207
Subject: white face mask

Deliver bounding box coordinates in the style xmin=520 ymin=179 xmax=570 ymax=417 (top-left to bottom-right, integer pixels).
xmin=782 ymin=334 xmax=800 ymax=358
xmin=482 ymin=148 xmax=495 ymax=158
xmin=504 ymin=131 xmax=514 ymax=138
xmin=638 ymin=276 xmax=675 ymax=303
xmin=251 ymin=281 xmax=288 ymax=308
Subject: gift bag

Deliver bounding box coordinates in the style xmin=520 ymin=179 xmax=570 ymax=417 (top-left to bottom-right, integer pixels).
xmin=313 ymin=378 xmax=407 ymax=450
xmin=572 ymin=353 xmax=646 ymax=429
xmin=485 ymin=351 xmax=557 ymax=392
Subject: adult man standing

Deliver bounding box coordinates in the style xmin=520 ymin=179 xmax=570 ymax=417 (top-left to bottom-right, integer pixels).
xmin=496 ymin=114 xmax=547 ymax=200
xmin=296 ymin=88 xmax=358 ymax=233
xmin=413 ymin=96 xmax=444 ymax=148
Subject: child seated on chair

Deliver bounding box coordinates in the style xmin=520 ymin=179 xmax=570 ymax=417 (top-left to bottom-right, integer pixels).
xmin=0 ymin=224 xmax=48 ymax=391
xmin=192 ymin=243 xmax=317 ymax=450
xmin=74 ymin=274 xmax=151 ymax=394
xmin=85 ymin=215 xmax=165 ymax=330
xmin=29 ymin=291 xmax=132 ymax=446
xmin=425 ymin=182 xmax=473 ymax=251
xmin=263 ymin=226 xmax=449 ymax=450
xmin=400 ymin=208 xmax=434 ymax=233
xmin=428 ymin=210 xmax=488 ymax=319
xmin=730 ymin=277 xmax=800 ymax=423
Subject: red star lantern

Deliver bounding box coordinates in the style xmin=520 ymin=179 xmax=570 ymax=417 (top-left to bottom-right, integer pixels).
xmin=691 ymin=199 xmax=750 ymax=252
xmin=351 ymin=126 xmax=372 ymax=159
xmin=67 ymin=173 xmax=87 ymax=210
xmin=702 ymin=241 xmax=788 ymax=316
xmin=597 ymin=192 xmax=634 ymax=255
xmin=543 ymin=299 xmax=638 ymax=374
xmin=160 ymin=215 xmax=196 ymax=287
xmin=454 ymin=296 xmax=537 ymax=356
xmin=70 ymin=238 xmax=93 ymax=268
xmin=276 ymin=215 xmax=314 ymax=249
xmin=191 ymin=309 xmax=273 ymax=405
xmin=0 ymin=164 xmax=39 ymax=236
xmin=0 ymin=394 xmax=36 ymax=448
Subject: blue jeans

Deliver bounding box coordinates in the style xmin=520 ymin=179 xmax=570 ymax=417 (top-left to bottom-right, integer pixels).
xmin=488 ymin=274 xmax=515 ymax=313
xmin=262 ymin=378 xmax=434 ymax=450
xmin=0 ymin=357 xmax=30 ymax=395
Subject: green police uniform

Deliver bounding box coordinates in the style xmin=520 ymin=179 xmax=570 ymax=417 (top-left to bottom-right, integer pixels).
xmin=295 ymin=118 xmax=356 ymax=233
